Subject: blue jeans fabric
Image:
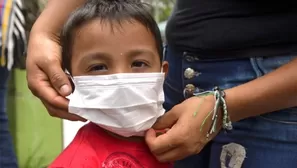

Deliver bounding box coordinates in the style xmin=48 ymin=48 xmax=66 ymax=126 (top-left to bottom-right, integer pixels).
xmin=163 ymin=46 xmax=297 ymax=168
xmin=0 ymin=67 xmax=18 ymax=168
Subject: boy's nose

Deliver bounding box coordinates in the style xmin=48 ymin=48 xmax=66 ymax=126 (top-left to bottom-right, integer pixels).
xmin=112 ymin=66 xmax=131 ymax=74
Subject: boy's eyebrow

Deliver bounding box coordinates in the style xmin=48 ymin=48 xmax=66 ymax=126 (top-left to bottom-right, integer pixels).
xmin=126 ymin=49 xmax=155 ymax=59
xmin=80 ymin=49 xmax=156 ymax=63
xmin=80 ymin=52 xmax=112 ymax=63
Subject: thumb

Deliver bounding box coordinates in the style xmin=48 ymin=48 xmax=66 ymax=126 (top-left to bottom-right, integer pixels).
xmin=44 ymin=61 xmax=72 ymax=96
xmin=153 ymin=108 xmax=180 ymax=130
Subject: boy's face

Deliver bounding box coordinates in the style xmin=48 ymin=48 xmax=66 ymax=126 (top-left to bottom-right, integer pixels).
xmin=70 ymin=19 xmax=168 ymax=76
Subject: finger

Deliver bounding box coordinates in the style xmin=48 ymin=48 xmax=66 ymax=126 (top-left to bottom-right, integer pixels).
xmin=39 ymin=58 xmax=72 ymax=96
xmin=31 ymin=78 xmax=69 ymax=110
xmin=145 ymin=128 xmax=157 ymax=143
xmin=153 ymin=107 xmax=180 ymax=130
xmin=155 ymin=147 xmax=188 ymax=163
xmin=43 ymin=101 xmax=86 ymax=121
xmin=28 ymin=70 xmax=85 ymax=121
xmin=51 ymin=108 xmax=86 ymax=121
xmin=145 ymin=128 xmax=177 ymax=155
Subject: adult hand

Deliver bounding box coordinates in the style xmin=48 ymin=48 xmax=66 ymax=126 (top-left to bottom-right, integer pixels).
xmin=145 ymin=95 xmax=221 ymax=162
xmin=26 ymin=32 xmax=86 ymax=121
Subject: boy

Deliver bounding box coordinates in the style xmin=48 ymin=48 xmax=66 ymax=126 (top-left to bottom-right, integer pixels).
xmin=49 ymin=0 xmax=171 ymax=167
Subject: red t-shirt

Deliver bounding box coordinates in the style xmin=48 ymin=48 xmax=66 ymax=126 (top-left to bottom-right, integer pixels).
xmin=49 ymin=122 xmax=172 ymax=168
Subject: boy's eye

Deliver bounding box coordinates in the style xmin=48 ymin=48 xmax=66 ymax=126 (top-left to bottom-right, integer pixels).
xmin=131 ymin=61 xmax=148 ymax=68
xmin=88 ymin=64 xmax=108 ymax=72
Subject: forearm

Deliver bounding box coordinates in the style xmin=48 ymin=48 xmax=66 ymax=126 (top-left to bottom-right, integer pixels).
xmin=226 ymin=57 xmax=297 ymax=122
xmin=31 ymin=0 xmax=87 ymax=36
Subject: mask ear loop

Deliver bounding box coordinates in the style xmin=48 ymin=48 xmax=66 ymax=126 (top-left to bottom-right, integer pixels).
xmin=65 ymin=69 xmax=75 ymax=93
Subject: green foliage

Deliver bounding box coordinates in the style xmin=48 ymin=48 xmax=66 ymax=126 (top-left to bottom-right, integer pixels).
xmin=150 ymin=0 xmax=175 ymax=23
xmin=23 ymin=141 xmax=48 ymax=168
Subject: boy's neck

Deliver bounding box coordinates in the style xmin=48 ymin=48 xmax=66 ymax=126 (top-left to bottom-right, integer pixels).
xmin=103 ymin=128 xmax=144 ymax=142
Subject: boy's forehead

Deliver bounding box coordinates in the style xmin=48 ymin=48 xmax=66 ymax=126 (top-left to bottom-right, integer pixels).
xmin=75 ymin=19 xmax=147 ymax=38
xmin=72 ymin=19 xmax=158 ymax=53
xmin=70 ymin=18 xmax=161 ymax=65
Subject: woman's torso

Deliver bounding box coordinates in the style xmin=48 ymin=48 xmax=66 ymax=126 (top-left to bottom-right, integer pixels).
xmin=166 ymin=0 xmax=297 ymax=58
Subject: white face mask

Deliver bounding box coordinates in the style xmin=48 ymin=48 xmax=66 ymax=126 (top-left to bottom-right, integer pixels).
xmin=68 ymin=73 xmax=166 ymax=137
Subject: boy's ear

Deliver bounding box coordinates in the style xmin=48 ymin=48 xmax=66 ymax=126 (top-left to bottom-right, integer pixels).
xmin=162 ymin=61 xmax=169 ymax=76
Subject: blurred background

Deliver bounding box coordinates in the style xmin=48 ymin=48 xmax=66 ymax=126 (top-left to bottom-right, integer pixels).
xmin=6 ymin=0 xmax=175 ymax=167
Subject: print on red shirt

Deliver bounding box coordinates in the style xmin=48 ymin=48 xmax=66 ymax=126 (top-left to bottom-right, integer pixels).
xmin=102 ymin=152 xmax=144 ymax=168
xmin=49 ymin=123 xmax=172 ymax=168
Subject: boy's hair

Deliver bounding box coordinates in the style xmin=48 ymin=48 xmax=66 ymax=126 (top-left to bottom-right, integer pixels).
xmin=61 ymin=0 xmax=163 ymax=73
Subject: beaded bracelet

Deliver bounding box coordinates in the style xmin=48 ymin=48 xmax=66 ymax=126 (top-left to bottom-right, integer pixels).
xmin=193 ymin=86 xmax=232 ymax=139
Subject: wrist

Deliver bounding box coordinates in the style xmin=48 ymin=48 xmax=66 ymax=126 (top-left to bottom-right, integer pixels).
xmin=224 ymin=87 xmax=248 ymax=122
xmin=193 ymin=93 xmax=223 ymax=139
xmin=29 ymin=29 xmax=60 ymax=46
xmin=30 ymin=21 xmax=60 ymax=37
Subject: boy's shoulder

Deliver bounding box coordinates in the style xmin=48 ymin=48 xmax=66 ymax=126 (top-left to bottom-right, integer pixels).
xmin=49 ymin=123 xmax=172 ymax=168
xmin=49 ymin=122 xmax=101 ymax=168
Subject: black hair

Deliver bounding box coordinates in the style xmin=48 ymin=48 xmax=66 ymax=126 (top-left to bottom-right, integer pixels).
xmin=61 ymin=0 xmax=163 ymax=73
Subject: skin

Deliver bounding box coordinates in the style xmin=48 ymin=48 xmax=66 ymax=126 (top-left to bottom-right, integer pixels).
xmin=146 ymin=58 xmax=297 ymax=162
xmin=70 ymin=19 xmax=168 ymax=141
xmin=26 ymin=0 xmax=88 ymax=121
xmin=71 ymin=19 xmax=166 ymax=75
xmin=27 ymin=0 xmax=297 ymax=163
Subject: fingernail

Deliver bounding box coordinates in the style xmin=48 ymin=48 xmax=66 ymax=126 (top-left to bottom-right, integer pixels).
xmin=60 ymin=85 xmax=71 ymax=95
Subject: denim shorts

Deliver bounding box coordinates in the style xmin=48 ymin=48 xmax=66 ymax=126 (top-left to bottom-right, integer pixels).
xmin=163 ymin=46 xmax=297 ymax=168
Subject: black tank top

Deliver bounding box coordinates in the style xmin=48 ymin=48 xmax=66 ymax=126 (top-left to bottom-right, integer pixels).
xmin=166 ymin=0 xmax=297 ymax=58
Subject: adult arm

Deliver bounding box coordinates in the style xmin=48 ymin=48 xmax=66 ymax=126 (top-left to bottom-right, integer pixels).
xmin=31 ymin=0 xmax=87 ymax=35
xmin=26 ymin=0 xmax=87 ymax=121
xmin=227 ymin=57 xmax=297 ymax=121
xmin=146 ymin=58 xmax=297 ymax=162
